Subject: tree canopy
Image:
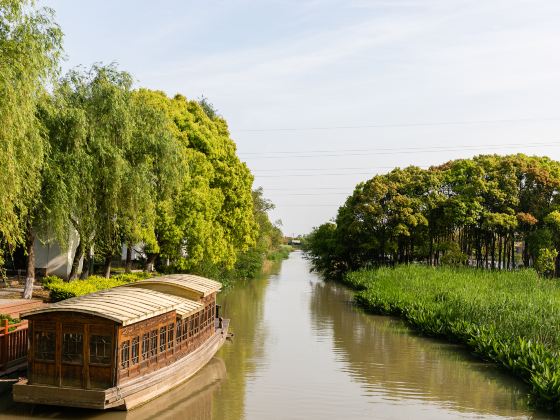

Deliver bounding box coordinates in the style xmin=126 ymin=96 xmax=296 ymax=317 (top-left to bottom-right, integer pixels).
xmin=304 ymin=154 xmax=560 ymax=277
xmin=0 ymin=2 xmax=283 ymax=291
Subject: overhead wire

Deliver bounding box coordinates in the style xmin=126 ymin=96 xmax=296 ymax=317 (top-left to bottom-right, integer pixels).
xmin=240 ymin=142 xmax=560 ymax=159
xmin=234 ymin=117 xmax=560 ymax=133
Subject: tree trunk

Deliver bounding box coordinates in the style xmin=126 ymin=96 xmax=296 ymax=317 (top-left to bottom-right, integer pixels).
xmin=80 ymin=251 xmax=91 ymax=280
xmin=23 ymin=227 xmax=35 ymax=299
xmin=504 ymin=236 xmax=511 ymax=270
xmin=103 ymin=254 xmax=112 ymax=278
xmin=125 ymin=245 xmax=132 ymax=273
xmin=523 ymin=238 xmax=530 ymax=267
xmin=498 ymin=235 xmax=502 ymax=270
xmin=491 ymin=234 xmax=496 ymax=269
xmin=511 ymin=234 xmax=516 ymax=269
xmin=68 ymin=239 xmax=83 ymax=281
xmin=145 ymin=253 xmax=157 ymax=272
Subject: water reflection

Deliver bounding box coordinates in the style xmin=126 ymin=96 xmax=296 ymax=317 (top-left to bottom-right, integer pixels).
xmin=309 ymin=279 xmax=538 ymax=417
xmin=0 ymin=357 xmax=226 ymax=420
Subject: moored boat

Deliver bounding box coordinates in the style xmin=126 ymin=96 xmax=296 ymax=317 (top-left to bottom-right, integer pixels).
xmin=13 ymin=274 xmax=229 ymax=410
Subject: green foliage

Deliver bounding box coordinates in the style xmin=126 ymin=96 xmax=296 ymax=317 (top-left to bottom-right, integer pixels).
xmin=346 ymin=265 xmax=560 ymax=411
xmin=0 ymin=0 xmax=62 ymax=250
xmin=305 ymin=154 xmax=560 ymax=277
xmin=0 ymin=313 xmax=20 ymax=324
xmin=267 ymin=245 xmax=292 ymax=262
xmin=43 ymin=272 xmax=153 ymax=302
xmin=440 ymin=242 xmax=468 ymax=266
xmin=535 ymin=248 xmax=558 ymax=277
xmin=0 ymin=4 xmax=278 ymax=284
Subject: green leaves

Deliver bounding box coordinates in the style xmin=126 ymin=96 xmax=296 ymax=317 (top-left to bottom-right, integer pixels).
xmin=0 ymin=0 xmax=62 ymax=250
xmin=306 ymin=154 xmax=560 ymax=276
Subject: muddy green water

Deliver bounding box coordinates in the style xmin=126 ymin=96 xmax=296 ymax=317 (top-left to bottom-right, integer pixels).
xmin=0 ymin=251 xmax=553 ymax=419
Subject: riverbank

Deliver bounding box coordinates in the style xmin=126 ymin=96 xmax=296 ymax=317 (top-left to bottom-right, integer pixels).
xmin=343 ymin=265 xmax=560 ymax=411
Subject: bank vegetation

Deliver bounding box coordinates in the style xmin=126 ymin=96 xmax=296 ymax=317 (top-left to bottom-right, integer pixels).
xmin=345 ymin=266 xmax=560 ymax=411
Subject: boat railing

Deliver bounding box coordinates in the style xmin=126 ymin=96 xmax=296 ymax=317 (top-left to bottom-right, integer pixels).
xmin=0 ymin=319 xmax=28 ymax=375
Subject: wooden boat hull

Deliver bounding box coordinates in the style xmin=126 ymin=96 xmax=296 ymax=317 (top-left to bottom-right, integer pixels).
xmin=13 ymin=321 xmax=229 ymax=410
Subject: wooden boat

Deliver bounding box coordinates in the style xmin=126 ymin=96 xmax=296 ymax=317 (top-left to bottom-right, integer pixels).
xmin=13 ymin=274 xmax=230 ymax=410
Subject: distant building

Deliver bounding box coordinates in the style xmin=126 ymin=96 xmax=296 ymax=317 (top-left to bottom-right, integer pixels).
xmin=34 ymin=230 xmax=82 ymax=279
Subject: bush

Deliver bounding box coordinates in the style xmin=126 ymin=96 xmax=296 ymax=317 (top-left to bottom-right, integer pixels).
xmin=43 ymin=272 xmax=154 ymax=302
xmin=535 ymin=248 xmax=558 ymax=277
xmin=0 ymin=313 xmax=21 ymax=331
xmin=267 ymin=245 xmax=292 ymax=262
xmin=345 ymin=265 xmax=560 ymax=411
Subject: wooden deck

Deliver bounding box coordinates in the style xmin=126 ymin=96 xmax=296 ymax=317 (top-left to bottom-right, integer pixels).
xmin=0 ymin=299 xmax=45 ymax=319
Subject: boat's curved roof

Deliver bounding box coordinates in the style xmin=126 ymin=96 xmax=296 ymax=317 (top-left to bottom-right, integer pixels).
xmin=126 ymin=274 xmax=222 ymax=298
xmin=20 ymin=287 xmax=203 ymax=326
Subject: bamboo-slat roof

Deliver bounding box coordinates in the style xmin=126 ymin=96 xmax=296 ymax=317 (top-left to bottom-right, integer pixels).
xmin=127 ymin=274 xmax=222 ymax=298
xmin=20 ymin=287 xmax=203 ymax=326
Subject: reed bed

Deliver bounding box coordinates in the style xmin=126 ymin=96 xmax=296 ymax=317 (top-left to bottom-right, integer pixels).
xmin=345 ymin=265 xmax=560 ymax=410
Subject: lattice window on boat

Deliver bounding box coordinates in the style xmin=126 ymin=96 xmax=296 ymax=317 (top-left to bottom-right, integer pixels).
xmin=194 ymin=313 xmax=200 ymax=334
xmin=202 ymin=308 xmax=206 ymax=327
xmin=167 ymin=323 xmax=174 ymax=349
xmin=89 ymin=335 xmax=112 ymax=365
xmin=176 ymin=321 xmax=182 ymax=343
xmin=150 ymin=329 xmax=157 ymax=356
xmin=62 ymin=333 xmax=83 ymax=364
xmin=183 ymin=318 xmax=189 ymax=340
xmin=189 ymin=316 xmax=194 ymax=338
xmin=159 ymin=327 xmax=166 ymax=353
xmin=121 ymin=340 xmax=130 ymax=369
xmin=131 ymin=336 xmax=139 ymax=364
xmin=35 ymin=331 xmax=55 ymax=361
xmin=142 ymin=333 xmax=150 ymax=360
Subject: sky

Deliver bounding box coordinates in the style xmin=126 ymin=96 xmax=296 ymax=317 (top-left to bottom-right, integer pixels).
xmin=41 ymin=0 xmax=560 ymax=236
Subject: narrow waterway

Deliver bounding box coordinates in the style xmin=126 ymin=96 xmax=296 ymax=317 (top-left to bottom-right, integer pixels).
xmin=0 ymin=251 xmax=552 ymax=419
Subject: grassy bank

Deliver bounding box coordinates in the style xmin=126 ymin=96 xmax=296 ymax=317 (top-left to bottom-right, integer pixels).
xmin=344 ymin=265 xmax=560 ymax=411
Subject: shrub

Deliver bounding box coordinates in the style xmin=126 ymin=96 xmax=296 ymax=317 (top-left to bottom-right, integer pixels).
xmin=0 ymin=313 xmax=21 ymax=331
xmin=43 ymin=272 xmax=154 ymax=302
xmin=535 ymin=248 xmax=558 ymax=277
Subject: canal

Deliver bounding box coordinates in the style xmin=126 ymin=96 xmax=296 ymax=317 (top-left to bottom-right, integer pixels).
xmin=0 ymin=251 xmax=553 ymax=419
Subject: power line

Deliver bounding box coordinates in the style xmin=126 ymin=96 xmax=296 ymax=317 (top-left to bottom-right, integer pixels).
xmin=261 ymin=187 xmax=352 ymax=191
xmin=240 ymin=141 xmax=560 ymax=159
xmin=273 ymin=204 xmax=341 ymax=207
xmin=234 ymin=117 xmax=560 ymax=133
xmin=252 ymin=165 xmax=413 ymax=172
xmin=256 ymin=172 xmax=376 ymax=177
xmin=268 ymin=192 xmax=349 ymax=196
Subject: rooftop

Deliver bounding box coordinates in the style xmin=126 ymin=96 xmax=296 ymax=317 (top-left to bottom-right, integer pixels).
xmin=126 ymin=274 xmax=222 ymax=298
xmin=20 ymin=287 xmax=203 ymax=326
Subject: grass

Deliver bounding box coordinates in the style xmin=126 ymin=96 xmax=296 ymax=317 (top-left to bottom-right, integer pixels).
xmin=42 ymin=272 xmax=154 ymax=302
xmin=344 ymin=265 xmax=560 ymax=411
xmin=266 ymin=245 xmax=293 ymax=262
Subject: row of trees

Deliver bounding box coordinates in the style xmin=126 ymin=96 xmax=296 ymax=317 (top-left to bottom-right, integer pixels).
xmin=0 ymin=1 xmax=282 ymax=297
xmin=305 ymin=154 xmax=560 ymax=277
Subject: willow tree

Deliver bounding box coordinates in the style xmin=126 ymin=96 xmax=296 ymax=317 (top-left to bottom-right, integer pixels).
xmin=0 ymin=0 xmax=63 ymax=297
xmin=33 ymin=90 xmax=89 ymax=283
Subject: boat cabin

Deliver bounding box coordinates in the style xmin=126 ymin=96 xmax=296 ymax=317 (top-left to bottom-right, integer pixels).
xmin=15 ymin=274 xmax=223 ymax=408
